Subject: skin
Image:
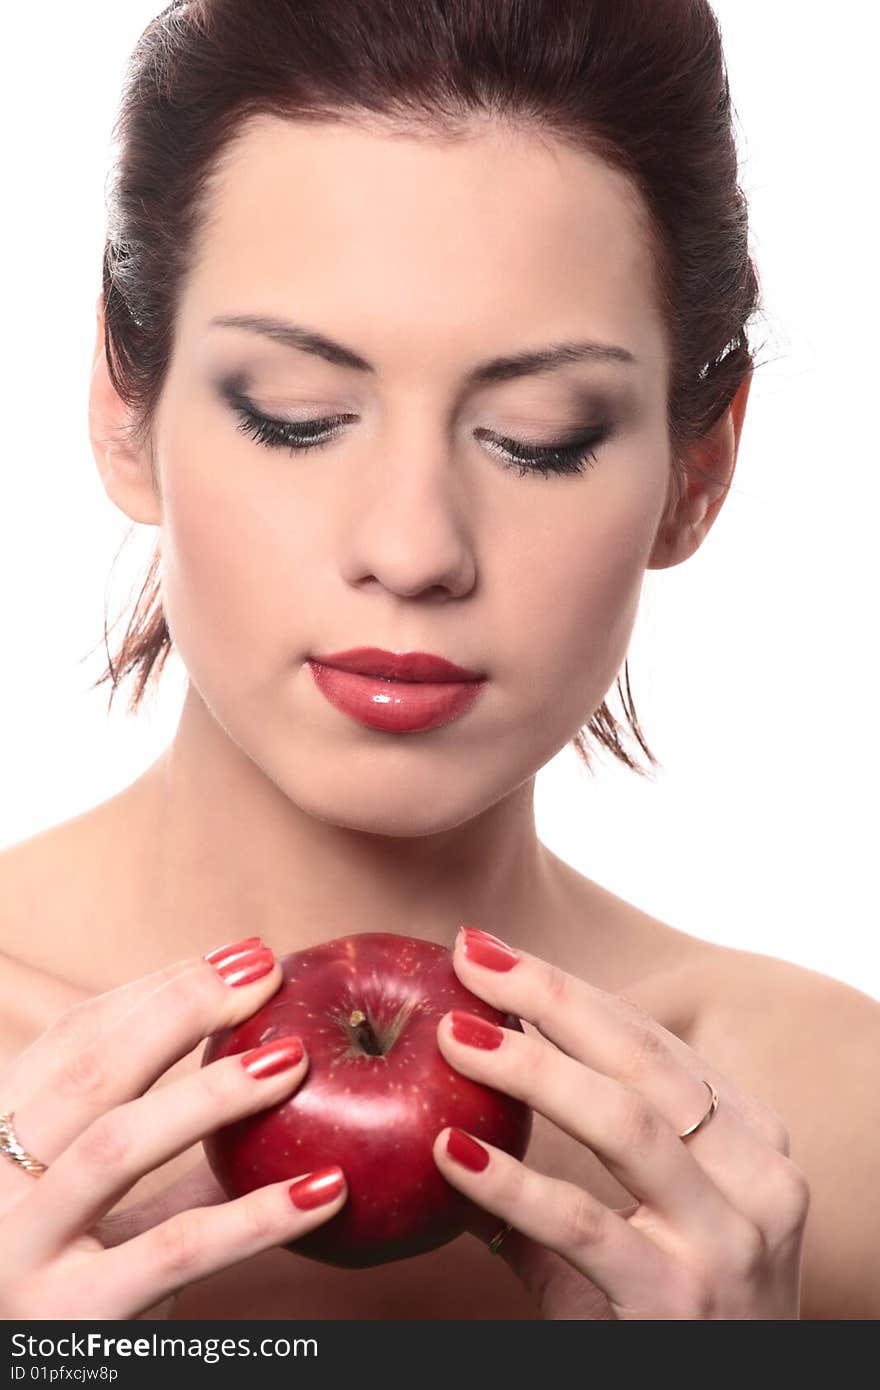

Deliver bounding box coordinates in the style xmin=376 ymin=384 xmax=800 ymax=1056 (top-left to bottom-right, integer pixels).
xmin=23 ymin=112 xmax=796 ymax=1318
xmin=87 ymin=114 xmax=750 ymax=977
xmin=434 ymin=928 xmax=807 ymax=1318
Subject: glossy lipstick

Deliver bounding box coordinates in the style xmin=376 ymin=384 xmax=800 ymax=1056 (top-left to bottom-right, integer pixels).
xmin=308 ymin=647 xmax=487 ymax=733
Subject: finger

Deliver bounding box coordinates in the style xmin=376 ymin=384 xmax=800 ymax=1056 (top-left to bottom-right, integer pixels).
xmin=459 ymin=1201 xmax=618 ymax=1321
xmin=3 ymin=1032 xmax=308 ymax=1267
xmin=432 ymin=1126 xmax=673 ymax=1313
xmin=5 ymin=938 xmax=281 ymax=1170
xmin=2 ymin=939 xmax=266 ymax=1099
xmin=437 ymin=1010 xmax=749 ymax=1253
xmin=452 ymin=926 xmax=789 ymax=1224
xmin=454 ymin=927 xmax=744 ymax=1119
xmin=45 ymin=1168 xmax=347 ymax=1320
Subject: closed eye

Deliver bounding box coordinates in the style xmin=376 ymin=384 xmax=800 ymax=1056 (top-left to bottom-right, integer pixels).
xmin=227 ymin=393 xmax=609 ymax=478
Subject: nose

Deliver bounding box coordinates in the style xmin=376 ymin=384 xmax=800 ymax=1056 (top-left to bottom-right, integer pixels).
xmin=340 ymin=429 xmax=478 ymax=601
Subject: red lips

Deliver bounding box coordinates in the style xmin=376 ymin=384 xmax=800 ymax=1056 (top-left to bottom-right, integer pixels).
xmin=307 ymin=648 xmax=488 ymax=732
xmin=310 ymin=647 xmax=484 ymax=683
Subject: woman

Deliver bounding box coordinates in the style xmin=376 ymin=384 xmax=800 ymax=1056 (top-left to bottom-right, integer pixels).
xmin=1 ymin=0 xmax=877 ymax=1320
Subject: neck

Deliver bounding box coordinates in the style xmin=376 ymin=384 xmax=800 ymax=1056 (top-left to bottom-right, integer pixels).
xmin=126 ymin=681 xmax=565 ymax=968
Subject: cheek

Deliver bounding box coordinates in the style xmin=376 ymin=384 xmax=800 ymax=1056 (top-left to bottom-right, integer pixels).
xmin=504 ymin=466 xmax=664 ymax=724
xmin=156 ymin=422 xmax=317 ymax=691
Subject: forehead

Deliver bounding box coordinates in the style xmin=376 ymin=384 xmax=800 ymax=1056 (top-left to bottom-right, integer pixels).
xmin=183 ymin=114 xmax=665 ymax=372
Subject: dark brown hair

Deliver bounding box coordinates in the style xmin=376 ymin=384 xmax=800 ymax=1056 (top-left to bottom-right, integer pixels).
xmin=90 ymin=0 xmax=762 ymax=777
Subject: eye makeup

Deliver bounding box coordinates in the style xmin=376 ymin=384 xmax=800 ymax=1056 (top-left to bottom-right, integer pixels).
xmin=215 ymin=374 xmax=614 ymax=479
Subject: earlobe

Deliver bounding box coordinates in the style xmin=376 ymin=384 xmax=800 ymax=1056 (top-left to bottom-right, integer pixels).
xmin=88 ymin=297 xmax=162 ymax=527
xmin=647 ymin=370 xmax=752 ymax=571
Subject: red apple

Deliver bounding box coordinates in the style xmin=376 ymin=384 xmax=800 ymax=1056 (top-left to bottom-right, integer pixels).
xmin=201 ymin=931 xmax=532 ymax=1267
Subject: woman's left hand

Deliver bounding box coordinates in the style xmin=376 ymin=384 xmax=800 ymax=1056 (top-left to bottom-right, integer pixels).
xmin=432 ymin=927 xmax=810 ymax=1320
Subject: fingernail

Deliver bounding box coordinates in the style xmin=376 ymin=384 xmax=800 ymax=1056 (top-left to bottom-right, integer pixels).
xmin=289 ymin=1165 xmax=346 ymax=1210
xmin=450 ymin=1009 xmax=504 ymax=1050
xmin=204 ymin=935 xmax=264 ymax=965
xmin=211 ymin=946 xmax=276 ymax=987
xmin=460 ymin=926 xmax=519 ymax=973
xmin=241 ymin=1035 xmax=304 ymax=1078
xmin=446 ymin=1127 xmax=490 ymax=1172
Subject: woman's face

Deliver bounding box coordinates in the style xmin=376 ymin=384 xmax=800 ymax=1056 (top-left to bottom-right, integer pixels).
xmin=145 ymin=116 xmax=676 ymax=835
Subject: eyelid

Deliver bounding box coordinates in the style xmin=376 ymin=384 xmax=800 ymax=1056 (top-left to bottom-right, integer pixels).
xmin=238 ymin=405 xmax=608 ymax=450
xmin=218 ymin=379 xmax=349 ymax=418
xmin=473 ymin=423 xmax=608 ymax=448
xmin=223 ymin=385 xmax=607 ymax=438
xmin=227 ymin=392 xmax=610 ymax=481
xmin=218 ymin=371 xmax=618 ymax=422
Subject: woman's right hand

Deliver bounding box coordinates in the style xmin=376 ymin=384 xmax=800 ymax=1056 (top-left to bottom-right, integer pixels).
xmin=0 ymin=937 xmax=348 ymax=1319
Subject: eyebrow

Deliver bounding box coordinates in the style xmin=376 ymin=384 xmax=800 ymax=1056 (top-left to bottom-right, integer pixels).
xmin=209 ymin=313 xmax=638 ymax=385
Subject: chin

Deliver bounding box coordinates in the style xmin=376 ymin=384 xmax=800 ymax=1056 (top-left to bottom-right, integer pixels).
xmin=298 ymin=787 xmax=483 ymax=839
xmin=264 ymin=755 xmax=501 ymax=839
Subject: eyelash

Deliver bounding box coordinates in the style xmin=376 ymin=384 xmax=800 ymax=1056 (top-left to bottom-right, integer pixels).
xmin=229 ymin=398 xmax=607 ymax=477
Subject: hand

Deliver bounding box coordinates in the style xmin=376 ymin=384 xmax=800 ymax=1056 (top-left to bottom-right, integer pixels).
xmin=432 ymin=927 xmax=810 ymax=1319
xmin=0 ymin=938 xmax=348 ymax=1320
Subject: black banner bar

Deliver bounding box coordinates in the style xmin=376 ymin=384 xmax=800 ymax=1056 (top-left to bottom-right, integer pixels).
xmin=4 ymin=1322 xmax=567 ymax=1387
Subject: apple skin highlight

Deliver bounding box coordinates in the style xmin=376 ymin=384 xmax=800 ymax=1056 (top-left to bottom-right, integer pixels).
xmin=202 ymin=931 xmax=533 ymax=1268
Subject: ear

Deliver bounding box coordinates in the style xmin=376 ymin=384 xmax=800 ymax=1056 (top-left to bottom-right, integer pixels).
xmin=88 ymin=293 xmax=162 ymax=526
xmin=647 ymin=370 xmax=752 ymax=570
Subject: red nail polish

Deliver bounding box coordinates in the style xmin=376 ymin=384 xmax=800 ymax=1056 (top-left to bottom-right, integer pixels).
xmin=204 ymin=935 xmax=264 ymax=965
xmin=212 ymin=946 xmax=276 ymax=987
xmin=289 ymin=1165 xmax=346 ymax=1210
xmin=461 ymin=928 xmax=519 ymax=973
xmin=241 ymin=1035 xmax=304 ymax=1078
xmin=450 ymin=1010 xmax=504 ymax=1050
xmin=446 ymin=1127 xmax=490 ymax=1172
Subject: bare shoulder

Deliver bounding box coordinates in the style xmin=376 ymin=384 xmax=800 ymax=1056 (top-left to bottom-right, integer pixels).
xmin=686 ymin=940 xmax=880 ymax=1320
xmin=564 ymin=867 xmax=880 ymax=1319
xmin=0 ymin=827 xmax=94 ymax=1062
xmin=0 ymin=808 xmax=111 ymax=961
xmin=683 ymin=938 xmax=880 ymax=1116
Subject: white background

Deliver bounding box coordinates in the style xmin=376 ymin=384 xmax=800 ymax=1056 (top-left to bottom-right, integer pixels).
xmin=1 ymin=3 xmax=877 ymax=998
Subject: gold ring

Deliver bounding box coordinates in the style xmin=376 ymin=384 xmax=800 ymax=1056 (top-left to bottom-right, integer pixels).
xmin=0 ymin=1111 xmax=49 ymax=1177
xmin=678 ymin=1080 xmax=719 ymax=1141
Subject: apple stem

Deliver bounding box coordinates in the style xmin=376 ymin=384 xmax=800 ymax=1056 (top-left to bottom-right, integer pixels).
xmin=349 ymin=1009 xmax=383 ymax=1056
